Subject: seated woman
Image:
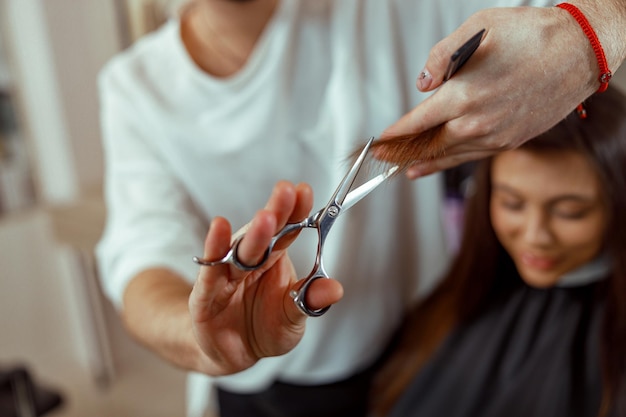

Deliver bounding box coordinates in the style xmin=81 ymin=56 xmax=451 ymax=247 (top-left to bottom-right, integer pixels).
xmin=371 ymin=86 xmax=626 ymax=417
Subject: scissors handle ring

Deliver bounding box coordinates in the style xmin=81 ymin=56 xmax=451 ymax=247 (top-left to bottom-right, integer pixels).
xmin=193 ymin=235 xmax=271 ymax=271
xmin=290 ymin=272 xmax=331 ymax=317
xmin=193 ymin=219 xmax=311 ymax=271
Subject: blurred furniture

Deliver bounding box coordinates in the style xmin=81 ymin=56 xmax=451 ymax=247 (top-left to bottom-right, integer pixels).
xmin=0 ymin=366 xmax=63 ymax=417
xmin=46 ymin=184 xmax=114 ymax=388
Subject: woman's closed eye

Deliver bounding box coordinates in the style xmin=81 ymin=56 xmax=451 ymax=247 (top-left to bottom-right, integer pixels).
xmin=550 ymin=201 xmax=594 ymax=220
xmin=492 ymin=193 xmax=524 ymax=211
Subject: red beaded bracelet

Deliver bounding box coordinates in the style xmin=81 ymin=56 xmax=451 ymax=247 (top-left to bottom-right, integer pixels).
xmin=556 ymin=2 xmax=612 ymax=93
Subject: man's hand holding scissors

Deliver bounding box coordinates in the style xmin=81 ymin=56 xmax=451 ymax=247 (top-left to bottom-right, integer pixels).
xmin=190 ymin=181 xmax=344 ymax=375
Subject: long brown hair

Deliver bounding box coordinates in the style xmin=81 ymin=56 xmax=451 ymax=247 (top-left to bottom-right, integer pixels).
xmin=371 ymin=86 xmax=626 ymax=416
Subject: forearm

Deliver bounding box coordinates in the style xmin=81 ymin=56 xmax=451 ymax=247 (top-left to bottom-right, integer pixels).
xmin=121 ymin=268 xmax=223 ymax=375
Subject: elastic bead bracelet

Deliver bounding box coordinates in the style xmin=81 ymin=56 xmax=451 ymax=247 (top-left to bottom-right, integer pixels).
xmin=556 ymin=2 xmax=612 ymax=93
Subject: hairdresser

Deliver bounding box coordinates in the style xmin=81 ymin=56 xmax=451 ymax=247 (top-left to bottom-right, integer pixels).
xmin=96 ymin=1 xmax=625 ymax=417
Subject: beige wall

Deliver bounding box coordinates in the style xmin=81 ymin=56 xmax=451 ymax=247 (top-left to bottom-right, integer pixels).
xmin=2 ymin=0 xmax=122 ymax=204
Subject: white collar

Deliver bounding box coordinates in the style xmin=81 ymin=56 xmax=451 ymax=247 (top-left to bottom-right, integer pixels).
xmin=556 ymin=254 xmax=611 ymax=288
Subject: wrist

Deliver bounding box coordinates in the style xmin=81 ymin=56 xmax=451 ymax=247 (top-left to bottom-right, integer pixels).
xmin=564 ymin=0 xmax=626 ymax=73
xmin=547 ymin=6 xmax=600 ymax=95
xmin=556 ymin=3 xmax=612 ymax=92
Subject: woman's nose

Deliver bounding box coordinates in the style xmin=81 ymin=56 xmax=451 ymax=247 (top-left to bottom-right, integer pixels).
xmin=522 ymin=210 xmax=553 ymax=246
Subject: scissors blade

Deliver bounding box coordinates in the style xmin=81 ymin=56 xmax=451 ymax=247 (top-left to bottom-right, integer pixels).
xmin=329 ymin=137 xmax=375 ymax=208
xmin=341 ymin=165 xmax=399 ymax=212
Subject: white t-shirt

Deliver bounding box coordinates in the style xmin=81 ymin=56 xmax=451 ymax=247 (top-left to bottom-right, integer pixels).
xmin=96 ymin=0 xmax=551 ymax=415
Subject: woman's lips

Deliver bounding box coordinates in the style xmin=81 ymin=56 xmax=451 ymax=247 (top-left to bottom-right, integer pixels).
xmin=520 ymin=252 xmax=558 ymax=270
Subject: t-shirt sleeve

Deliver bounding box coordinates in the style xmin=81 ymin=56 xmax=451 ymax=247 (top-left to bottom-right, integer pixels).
xmin=95 ymin=61 xmax=207 ymax=310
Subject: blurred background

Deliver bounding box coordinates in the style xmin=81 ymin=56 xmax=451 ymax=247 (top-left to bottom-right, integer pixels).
xmin=0 ymin=1 xmax=187 ymax=416
xmin=0 ymin=0 xmax=624 ymax=416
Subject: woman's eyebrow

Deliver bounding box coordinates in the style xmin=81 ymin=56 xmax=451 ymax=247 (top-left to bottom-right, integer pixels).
xmin=547 ymin=194 xmax=597 ymax=205
xmin=492 ymin=183 xmax=597 ymax=203
xmin=491 ymin=183 xmax=521 ymax=195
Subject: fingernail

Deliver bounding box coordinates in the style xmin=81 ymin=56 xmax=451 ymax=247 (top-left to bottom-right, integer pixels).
xmin=406 ymin=166 xmax=422 ymax=179
xmin=417 ymin=69 xmax=432 ymax=90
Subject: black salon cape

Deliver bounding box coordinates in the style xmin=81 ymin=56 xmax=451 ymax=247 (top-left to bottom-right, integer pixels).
xmin=388 ymin=279 xmax=615 ymax=417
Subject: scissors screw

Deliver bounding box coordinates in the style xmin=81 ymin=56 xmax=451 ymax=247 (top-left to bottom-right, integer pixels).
xmin=328 ymin=205 xmax=339 ymax=217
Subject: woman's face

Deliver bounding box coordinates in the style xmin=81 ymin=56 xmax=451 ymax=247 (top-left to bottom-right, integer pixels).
xmin=490 ymin=148 xmax=607 ymax=288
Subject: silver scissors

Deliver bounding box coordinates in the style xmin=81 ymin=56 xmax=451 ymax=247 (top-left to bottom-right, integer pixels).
xmin=193 ymin=137 xmax=397 ymax=317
